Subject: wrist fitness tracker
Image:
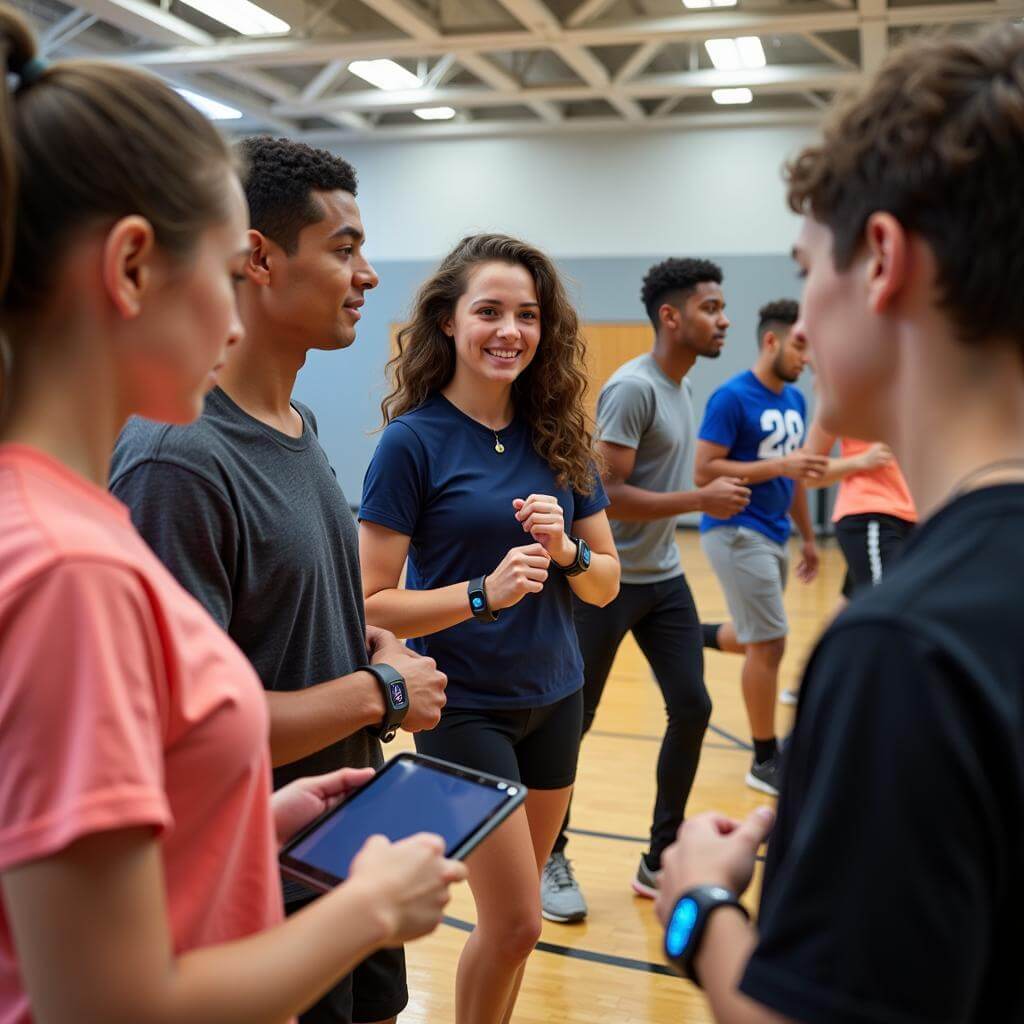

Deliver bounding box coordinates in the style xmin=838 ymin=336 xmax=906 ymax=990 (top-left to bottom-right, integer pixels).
xmin=556 ymin=536 xmax=592 ymax=577
xmin=663 ymin=885 xmax=749 ymax=986
xmin=468 ymin=576 xmax=498 ymax=621
xmin=364 ymin=663 xmax=409 ymax=742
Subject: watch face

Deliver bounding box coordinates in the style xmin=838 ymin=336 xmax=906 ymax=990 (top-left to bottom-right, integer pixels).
xmin=581 ymin=544 xmax=591 ymax=568
xmin=390 ymin=681 xmax=408 ymax=709
xmin=666 ymin=897 xmax=698 ymax=957
xmin=471 ymin=594 xmax=485 ymax=611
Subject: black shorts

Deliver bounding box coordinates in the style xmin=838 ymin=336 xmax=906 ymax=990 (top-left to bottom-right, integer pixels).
xmin=290 ymin=897 xmax=407 ymax=1024
xmin=835 ymin=513 xmax=914 ymax=597
xmin=413 ymin=688 xmax=584 ymax=791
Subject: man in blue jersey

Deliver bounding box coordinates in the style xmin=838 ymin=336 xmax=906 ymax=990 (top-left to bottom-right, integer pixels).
xmin=694 ymin=300 xmax=827 ymax=796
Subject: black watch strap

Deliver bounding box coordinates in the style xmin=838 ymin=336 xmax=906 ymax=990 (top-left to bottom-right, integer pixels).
xmin=557 ymin=536 xmax=592 ymax=577
xmin=364 ymin=663 xmax=408 ymax=742
xmin=468 ymin=575 xmax=498 ymax=621
xmin=664 ymin=885 xmax=750 ymax=986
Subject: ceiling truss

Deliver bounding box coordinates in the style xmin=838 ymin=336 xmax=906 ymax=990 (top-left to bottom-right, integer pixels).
xmin=20 ymin=0 xmax=1024 ymax=142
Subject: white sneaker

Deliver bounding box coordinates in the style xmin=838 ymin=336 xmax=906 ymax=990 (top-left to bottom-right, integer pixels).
xmin=779 ymin=688 xmax=799 ymax=705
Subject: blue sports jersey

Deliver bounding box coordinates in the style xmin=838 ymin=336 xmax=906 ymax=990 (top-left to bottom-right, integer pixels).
xmin=698 ymin=370 xmax=807 ymax=545
xmin=359 ymin=392 xmax=609 ymax=710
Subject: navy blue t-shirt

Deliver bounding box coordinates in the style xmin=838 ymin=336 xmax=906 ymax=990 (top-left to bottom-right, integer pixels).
xmin=359 ymin=393 xmax=609 ymax=710
xmin=698 ymin=370 xmax=807 ymax=545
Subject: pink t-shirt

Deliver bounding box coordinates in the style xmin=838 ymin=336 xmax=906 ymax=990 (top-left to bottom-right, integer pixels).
xmin=0 ymin=445 xmax=284 ymax=1024
xmin=831 ymin=437 xmax=918 ymax=524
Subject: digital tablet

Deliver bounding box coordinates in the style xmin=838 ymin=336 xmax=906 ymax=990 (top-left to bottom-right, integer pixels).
xmin=279 ymin=752 xmax=527 ymax=892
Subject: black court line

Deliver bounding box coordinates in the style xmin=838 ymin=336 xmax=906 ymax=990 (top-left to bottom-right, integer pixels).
xmin=591 ymin=723 xmax=752 ymax=752
xmin=442 ymin=915 xmax=677 ymax=978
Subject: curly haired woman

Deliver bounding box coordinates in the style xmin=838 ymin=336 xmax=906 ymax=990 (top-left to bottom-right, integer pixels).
xmin=359 ymin=234 xmax=620 ymax=1024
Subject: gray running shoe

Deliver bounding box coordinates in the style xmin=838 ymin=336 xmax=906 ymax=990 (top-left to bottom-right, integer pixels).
xmin=541 ymin=852 xmax=588 ymax=923
xmin=631 ymin=854 xmax=660 ymax=899
xmin=745 ymin=755 xmax=780 ymax=796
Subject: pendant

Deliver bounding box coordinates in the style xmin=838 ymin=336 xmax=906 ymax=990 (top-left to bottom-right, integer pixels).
xmin=495 ymin=440 xmax=505 ymax=454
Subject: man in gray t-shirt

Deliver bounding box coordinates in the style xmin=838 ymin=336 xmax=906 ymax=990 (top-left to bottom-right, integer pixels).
xmin=541 ymin=259 xmax=750 ymax=925
xmin=111 ymin=138 xmax=446 ymax=1024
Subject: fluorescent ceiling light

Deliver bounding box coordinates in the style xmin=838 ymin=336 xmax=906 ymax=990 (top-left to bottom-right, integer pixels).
xmin=349 ymin=59 xmax=421 ymax=91
xmin=683 ymin=0 xmax=738 ymax=7
xmin=414 ymin=106 xmax=457 ymax=120
xmin=175 ymin=87 xmax=243 ymax=120
xmin=712 ymin=87 xmax=753 ymax=104
xmin=178 ymin=0 xmax=289 ymax=36
xmin=736 ymin=36 xmax=767 ymax=68
xmin=705 ymin=36 xmax=766 ymax=70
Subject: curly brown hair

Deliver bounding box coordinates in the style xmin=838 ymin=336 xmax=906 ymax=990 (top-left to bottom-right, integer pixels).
xmin=785 ymin=24 xmax=1024 ymax=345
xmin=381 ymin=234 xmax=598 ymax=494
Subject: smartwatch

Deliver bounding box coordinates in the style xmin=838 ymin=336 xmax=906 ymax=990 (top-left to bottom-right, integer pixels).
xmin=663 ymin=885 xmax=750 ymax=986
xmin=556 ymin=536 xmax=592 ymax=577
xmin=364 ymin=663 xmax=409 ymax=742
xmin=468 ymin=575 xmax=498 ymax=621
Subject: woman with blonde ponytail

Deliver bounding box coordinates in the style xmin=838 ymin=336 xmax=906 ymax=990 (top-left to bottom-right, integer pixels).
xmin=0 ymin=8 xmax=463 ymax=1023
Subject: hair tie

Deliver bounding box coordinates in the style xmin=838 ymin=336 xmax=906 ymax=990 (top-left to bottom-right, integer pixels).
xmin=18 ymin=56 xmax=47 ymax=87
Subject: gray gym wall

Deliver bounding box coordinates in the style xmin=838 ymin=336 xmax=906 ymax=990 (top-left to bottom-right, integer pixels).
xmin=289 ymin=123 xmax=825 ymax=519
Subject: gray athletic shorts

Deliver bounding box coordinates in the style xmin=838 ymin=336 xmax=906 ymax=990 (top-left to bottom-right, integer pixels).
xmin=701 ymin=526 xmax=789 ymax=644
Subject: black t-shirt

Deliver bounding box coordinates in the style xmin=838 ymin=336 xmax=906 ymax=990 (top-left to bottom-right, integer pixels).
xmin=110 ymin=387 xmax=378 ymax=793
xmin=742 ymin=485 xmax=1024 ymax=1024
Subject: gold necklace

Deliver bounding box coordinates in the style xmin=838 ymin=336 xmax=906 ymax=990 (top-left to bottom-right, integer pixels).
xmin=493 ymin=430 xmax=505 ymax=454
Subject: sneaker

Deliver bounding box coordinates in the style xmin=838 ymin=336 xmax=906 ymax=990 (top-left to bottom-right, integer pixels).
xmin=745 ymin=756 xmax=780 ymax=797
xmin=631 ymin=854 xmax=660 ymax=899
xmin=779 ymin=688 xmax=799 ymax=705
xmin=541 ymin=852 xmax=588 ymax=923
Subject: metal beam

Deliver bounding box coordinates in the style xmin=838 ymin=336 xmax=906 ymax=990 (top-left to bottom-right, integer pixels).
xmin=41 ymin=10 xmax=98 ymax=54
xmin=491 ymin=0 xmax=561 ymax=32
xmin=74 ymin=0 xmax=211 ymax=46
xmin=613 ymin=41 xmax=662 ymax=84
xmin=567 ymin=0 xmax=621 ymax=27
xmin=120 ymin=4 xmax=1022 ymax=70
xmin=289 ymin=108 xmax=823 ymax=145
xmin=423 ymin=53 xmax=458 ymax=89
xmin=459 ymin=52 xmax=562 ymax=121
xmin=272 ymin=65 xmax=858 ymax=117
xmin=370 ymin=0 xmax=438 ymax=38
xmin=299 ymin=59 xmax=348 ymax=102
xmin=801 ymin=32 xmax=858 ymax=70
xmin=859 ymin=0 xmax=888 ymax=73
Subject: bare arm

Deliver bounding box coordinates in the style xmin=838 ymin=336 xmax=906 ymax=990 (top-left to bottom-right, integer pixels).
xmin=360 ymin=522 xmax=482 ymax=639
xmin=789 ymin=481 xmax=815 ymax=544
xmin=3 ymin=827 xmax=464 ymax=1024
xmin=695 ymin=441 xmax=829 ymax=488
xmin=598 ymin=441 xmax=749 ymax=522
xmin=695 ymin=912 xmax=794 ymax=1024
xmin=556 ymin=510 xmax=620 ymax=607
xmin=695 ymin=440 xmax=785 ymax=487
xmin=264 ymin=677 xmax=384 ymax=768
xmin=802 ymin=416 xmax=892 ymax=489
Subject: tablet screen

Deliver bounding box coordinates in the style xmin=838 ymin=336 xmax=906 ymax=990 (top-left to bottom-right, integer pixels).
xmin=286 ymin=758 xmax=515 ymax=881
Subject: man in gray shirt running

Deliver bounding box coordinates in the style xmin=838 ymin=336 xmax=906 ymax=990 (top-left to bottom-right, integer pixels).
xmin=541 ymin=258 xmax=750 ymax=923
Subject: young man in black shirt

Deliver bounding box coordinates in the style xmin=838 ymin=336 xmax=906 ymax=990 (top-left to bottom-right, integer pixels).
xmin=656 ymin=25 xmax=1024 ymax=1024
xmin=110 ymin=138 xmax=447 ymax=1024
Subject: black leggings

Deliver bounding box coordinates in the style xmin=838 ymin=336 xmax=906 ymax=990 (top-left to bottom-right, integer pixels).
xmin=553 ymin=575 xmax=711 ymax=864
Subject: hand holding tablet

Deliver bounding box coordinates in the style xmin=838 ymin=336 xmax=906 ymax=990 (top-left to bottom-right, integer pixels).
xmin=280 ymin=753 xmax=527 ymax=892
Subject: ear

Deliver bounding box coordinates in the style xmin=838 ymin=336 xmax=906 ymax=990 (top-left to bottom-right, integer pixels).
xmin=761 ymin=329 xmax=777 ymax=353
xmin=659 ymin=303 xmax=680 ymax=332
xmin=101 ymin=216 xmax=156 ymax=320
xmin=440 ymin=314 xmax=454 ymax=338
xmin=246 ymin=229 xmax=274 ymax=286
xmin=863 ymin=212 xmax=909 ymax=315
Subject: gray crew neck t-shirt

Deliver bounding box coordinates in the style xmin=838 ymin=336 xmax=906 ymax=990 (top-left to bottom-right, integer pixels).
xmin=109 ymin=388 xmax=378 ymax=899
xmin=597 ymin=352 xmax=695 ymax=584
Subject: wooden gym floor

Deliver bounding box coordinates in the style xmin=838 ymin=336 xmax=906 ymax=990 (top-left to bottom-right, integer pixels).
xmin=392 ymin=530 xmax=847 ymax=1024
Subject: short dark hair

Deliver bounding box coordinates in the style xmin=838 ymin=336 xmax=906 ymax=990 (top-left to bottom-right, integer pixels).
xmin=757 ymin=299 xmax=799 ymax=346
xmin=640 ymin=257 xmax=723 ymax=328
xmin=785 ymin=25 xmax=1024 ymax=345
xmin=237 ymin=136 xmax=358 ymax=253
